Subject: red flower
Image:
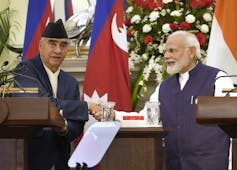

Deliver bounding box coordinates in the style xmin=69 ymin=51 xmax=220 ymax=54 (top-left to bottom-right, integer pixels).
xmin=127 ymin=29 xmax=135 ymax=38
xmin=134 ymin=0 xmax=163 ymax=10
xmin=148 ymin=0 xmax=164 ymax=10
xmin=144 ymin=35 xmax=153 ymax=45
xmin=190 ymin=0 xmax=203 ymax=8
xmin=205 ymin=0 xmax=215 ymax=7
xmin=125 ymin=19 xmax=132 ymax=27
xmin=195 ymin=32 xmax=206 ymax=46
xmin=169 ymin=23 xmax=179 ymax=31
xmin=190 ymin=0 xmax=214 ymax=8
xmin=134 ymin=0 xmax=149 ymax=9
xmin=179 ymin=21 xmax=190 ymax=30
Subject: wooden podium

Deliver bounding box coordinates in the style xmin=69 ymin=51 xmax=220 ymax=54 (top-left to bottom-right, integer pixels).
xmin=196 ymin=96 xmax=237 ymax=170
xmin=0 ymin=97 xmax=65 ymax=170
xmin=100 ymin=127 xmax=168 ymax=170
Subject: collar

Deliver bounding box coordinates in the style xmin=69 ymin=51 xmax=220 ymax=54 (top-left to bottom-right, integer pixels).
xmin=178 ymin=60 xmax=199 ymax=90
xmin=43 ymin=64 xmax=60 ymax=77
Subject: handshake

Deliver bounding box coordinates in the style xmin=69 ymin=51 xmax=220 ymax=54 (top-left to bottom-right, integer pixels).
xmin=88 ymin=102 xmax=116 ymax=121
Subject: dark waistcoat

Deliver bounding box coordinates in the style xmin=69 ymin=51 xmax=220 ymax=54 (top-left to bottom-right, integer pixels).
xmin=159 ymin=62 xmax=230 ymax=170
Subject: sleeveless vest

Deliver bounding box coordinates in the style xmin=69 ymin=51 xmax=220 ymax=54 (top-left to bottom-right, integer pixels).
xmin=159 ymin=62 xmax=230 ymax=170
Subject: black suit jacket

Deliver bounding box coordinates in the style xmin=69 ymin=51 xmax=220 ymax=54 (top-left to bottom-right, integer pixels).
xmin=14 ymin=55 xmax=89 ymax=170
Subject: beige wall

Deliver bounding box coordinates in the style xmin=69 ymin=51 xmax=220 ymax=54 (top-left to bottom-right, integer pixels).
xmin=0 ymin=0 xmax=28 ymax=69
xmin=0 ymin=0 xmax=9 ymax=11
xmin=8 ymin=0 xmax=28 ymax=47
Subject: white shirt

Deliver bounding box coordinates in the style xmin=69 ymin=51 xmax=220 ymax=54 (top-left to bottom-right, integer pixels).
xmin=43 ymin=65 xmax=60 ymax=98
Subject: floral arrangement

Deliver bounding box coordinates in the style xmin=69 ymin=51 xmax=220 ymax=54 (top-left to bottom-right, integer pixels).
xmin=125 ymin=0 xmax=215 ymax=108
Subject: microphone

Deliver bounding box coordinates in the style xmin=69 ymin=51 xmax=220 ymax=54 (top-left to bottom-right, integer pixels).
xmin=0 ymin=62 xmax=40 ymax=95
xmin=214 ymin=74 xmax=237 ymax=82
xmin=0 ymin=61 xmax=10 ymax=75
xmin=12 ymin=71 xmax=41 ymax=87
xmin=0 ymin=61 xmax=10 ymax=85
xmin=0 ymin=61 xmax=28 ymax=96
xmin=0 ymin=61 xmax=27 ymax=85
xmin=11 ymin=63 xmax=42 ymax=95
xmin=1 ymin=61 xmax=9 ymax=69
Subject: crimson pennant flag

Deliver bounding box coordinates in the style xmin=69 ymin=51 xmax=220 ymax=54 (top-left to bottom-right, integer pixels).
xmin=22 ymin=0 xmax=53 ymax=60
xmin=83 ymin=0 xmax=132 ymax=112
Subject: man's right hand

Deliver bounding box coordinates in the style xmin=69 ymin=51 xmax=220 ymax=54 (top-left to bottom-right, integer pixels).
xmin=88 ymin=102 xmax=101 ymax=115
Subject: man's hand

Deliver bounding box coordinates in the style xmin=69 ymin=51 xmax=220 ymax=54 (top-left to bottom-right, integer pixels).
xmin=91 ymin=110 xmax=103 ymax=121
xmin=88 ymin=102 xmax=101 ymax=115
xmin=54 ymin=109 xmax=68 ymax=136
xmin=91 ymin=110 xmax=115 ymax=121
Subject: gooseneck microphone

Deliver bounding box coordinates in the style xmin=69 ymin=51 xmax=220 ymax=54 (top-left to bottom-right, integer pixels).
xmin=213 ymin=74 xmax=237 ymax=96
xmin=0 ymin=61 xmax=27 ymax=85
xmin=12 ymin=62 xmax=43 ymax=95
xmin=0 ymin=61 xmax=42 ymax=95
xmin=214 ymin=74 xmax=237 ymax=82
xmin=1 ymin=61 xmax=9 ymax=68
xmin=12 ymin=70 xmax=42 ymax=87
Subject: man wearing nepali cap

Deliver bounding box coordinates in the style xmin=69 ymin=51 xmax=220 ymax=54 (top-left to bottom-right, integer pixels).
xmin=14 ymin=19 xmax=100 ymax=170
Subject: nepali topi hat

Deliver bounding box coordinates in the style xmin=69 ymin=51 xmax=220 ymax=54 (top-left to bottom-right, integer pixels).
xmin=42 ymin=19 xmax=68 ymax=39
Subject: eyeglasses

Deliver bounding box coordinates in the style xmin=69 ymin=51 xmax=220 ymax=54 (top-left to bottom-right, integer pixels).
xmin=163 ymin=47 xmax=191 ymax=54
xmin=46 ymin=39 xmax=68 ymax=51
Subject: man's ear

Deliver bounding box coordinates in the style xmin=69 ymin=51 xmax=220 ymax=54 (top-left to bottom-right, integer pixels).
xmin=39 ymin=39 xmax=44 ymax=52
xmin=190 ymin=46 xmax=196 ymax=59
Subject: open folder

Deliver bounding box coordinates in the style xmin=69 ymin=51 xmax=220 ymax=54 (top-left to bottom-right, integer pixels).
xmin=68 ymin=121 xmax=120 ymax=168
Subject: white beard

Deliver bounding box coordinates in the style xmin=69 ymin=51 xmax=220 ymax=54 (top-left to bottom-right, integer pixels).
xmin=166 ymin=56 xmax=190 ymax=74
xmin=166 ymin=64 xmax=181 ymax=74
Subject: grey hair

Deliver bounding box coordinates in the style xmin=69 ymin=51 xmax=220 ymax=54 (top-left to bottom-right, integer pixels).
xmin=168 ymin=30 xmax=201 ymax=59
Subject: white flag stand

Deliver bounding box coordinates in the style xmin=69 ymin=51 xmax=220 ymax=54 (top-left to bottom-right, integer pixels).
xmin=68 ymin=121 xmax=120 ymax=168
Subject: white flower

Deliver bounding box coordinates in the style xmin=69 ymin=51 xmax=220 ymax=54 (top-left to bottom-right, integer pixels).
xmin=131 ymin=15 xmax=141 ymax=24
xmin=200 ymin=24 xmax=209 ymax=33
xmin=170 ymin=9 xmax=183 ymax=17
xmin=142 ymin=24 xmax=152 ymax=33
xmin=162 ymin=23 xmax=171 ymax=33
xmin=203 ymin=13 xmax=212 ymax=22
xmin=125 ymin=1 xmax=215 ymax=104
xmin=185 ymin=14 xmax=196 ymax=23
xmin=126 ymin=6 xmax=133 ymax=13
xmin=143 ymin=69 xmax=150 ymax=81
xmin=129 ymin=51 xmax=143 ymax=64
xmin=163 ymin=0 xmax=173 ymax=4
xmin=149 ymin=11 xmax=159 ymax=22
xmin=142 ymin=53 xmax=149 ymax=60
xmin=158 ymin=44 xmax=165 ymax=54
xmin=138 ymin=80 xmax=144 ymax=86
xmin=160 ymin=9 xmax=167 ymax=16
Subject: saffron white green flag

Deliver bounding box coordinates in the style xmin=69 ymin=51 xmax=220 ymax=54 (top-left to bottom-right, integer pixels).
xmin=206 ymin=0 xmax=237 ymax=84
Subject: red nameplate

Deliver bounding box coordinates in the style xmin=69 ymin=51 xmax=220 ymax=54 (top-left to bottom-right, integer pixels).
xmin=123 ymin=116 xmax=144 ymax=120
